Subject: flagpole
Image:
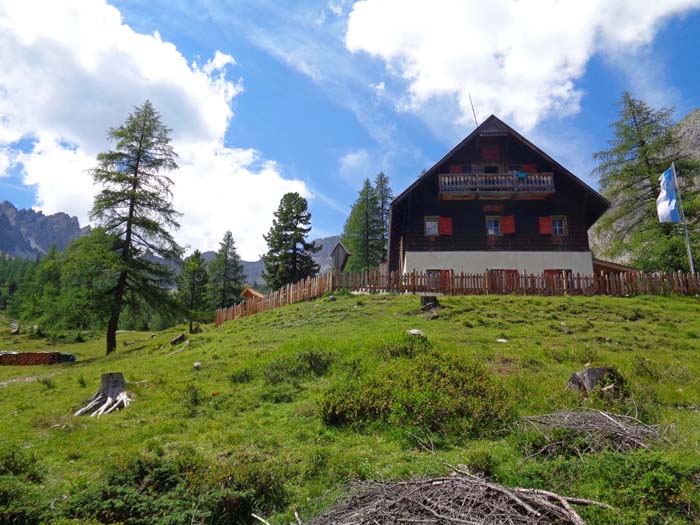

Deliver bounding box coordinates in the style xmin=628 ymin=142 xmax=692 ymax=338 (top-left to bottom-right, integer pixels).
xmin=671 ymin=162 xmax=695 ymax=274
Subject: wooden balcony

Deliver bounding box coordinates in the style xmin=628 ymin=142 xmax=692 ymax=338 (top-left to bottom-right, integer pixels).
xmin=439 ymin=172 xmax=555 ymax=200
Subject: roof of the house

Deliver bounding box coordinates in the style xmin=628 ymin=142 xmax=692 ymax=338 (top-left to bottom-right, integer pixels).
xmin=392 ymin=115 xmax=610 ymax=218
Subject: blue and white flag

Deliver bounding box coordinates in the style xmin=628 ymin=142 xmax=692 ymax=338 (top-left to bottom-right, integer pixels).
xmin=656 ymin=167 xmax=681 ymax=223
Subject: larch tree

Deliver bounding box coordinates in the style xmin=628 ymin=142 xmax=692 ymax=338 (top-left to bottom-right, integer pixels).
xmin=178 ymin=249 xmax=209 ymax=334
xmin=593 ymin=92 xmax=699 ymax=271
xmin=208 ymin=230 xmax=245 ymax=309
xmin=91 ymin=100 xmax=183 ymax=354
xmin=342 ymin=178 xmax=384 ymax=271
xmin=262 ymin=192 xmax=320 ymax=290
xmin=374 ymin=171 xmax=394 ymax=262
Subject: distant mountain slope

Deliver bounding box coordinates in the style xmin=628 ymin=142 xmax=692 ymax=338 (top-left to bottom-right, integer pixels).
xmin=1 ymin=200 xmax=340 ymax=285
xmin=202 ymin=234 xmax=341 ymax=285
xmin=0 ymin=201 xmax=90 ymax=258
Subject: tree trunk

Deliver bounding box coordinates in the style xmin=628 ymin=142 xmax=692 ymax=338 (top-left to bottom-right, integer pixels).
xmin=74 ymin=372 xmax=132 ymax=417
xmin=106 ymin=270 xmax=128 ymax=354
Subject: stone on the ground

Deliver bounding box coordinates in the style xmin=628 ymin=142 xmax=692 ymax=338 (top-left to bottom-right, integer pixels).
xmin=171 ymin=333 xmax=186 ymax=346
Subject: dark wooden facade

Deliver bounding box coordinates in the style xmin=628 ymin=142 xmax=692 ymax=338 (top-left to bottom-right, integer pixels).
xmin=388 ymin=115 xmax=609 ymax=273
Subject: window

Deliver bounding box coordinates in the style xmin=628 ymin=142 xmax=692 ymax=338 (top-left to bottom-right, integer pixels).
xmin=551 ymin=216 xmax=567 ymax=236
xmin=484 ymin=165 xmax=499 ymax=174
xmin=486 ymin=216 xmax=501 ymax=236
xmin=425 ymin=216 xmax=440 ymax=236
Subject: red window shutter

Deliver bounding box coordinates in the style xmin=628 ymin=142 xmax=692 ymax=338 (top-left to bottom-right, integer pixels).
xmin=438 ymin=217 xmax=453 ymax=235
xmin=448 ymin=165 xmax=462 ymax=174
xmin=521 ymin=164 xmax=537 ymax=173
xmin=501 ymin=215 xmax=515 ymax=234
xmin=481 ymin=144 xmax=500 ymax=161
xmin=539 ymin=216 xmax=552 ymax=234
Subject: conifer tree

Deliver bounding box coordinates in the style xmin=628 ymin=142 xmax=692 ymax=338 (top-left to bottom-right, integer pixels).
xmin=342 ymin=178 xmax=384 ymax=271
xmin=91 ymin=100 xmax=183 ymax=354
xmin=262 ymin=192 xmax=320 ymax=290
xmin=594 ymin=92 xmax=699 ymax=271
xmin=374 ymin=171 xmax=393 ymax=261
xmin=208 ymin=231 xmax=245 ymax=308
xmin=178 ymin=249 xmax=209 ymax=333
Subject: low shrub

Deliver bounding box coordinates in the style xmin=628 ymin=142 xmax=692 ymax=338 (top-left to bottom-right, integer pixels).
xmin=182 ymin=384 xmax=206 ymax=417
xmin=0 ymin=446 xmax=48 ymax=524
xmin=508 ymin=451 xmax=700 ymax=524
xmin=230 ymin=367 xmax=254 ymax=384
xmin=320 ymin=351 xmax=514 ymax=436
xmin=0 ymin=446 xmax=44 ymax=483
xmin=379 ymin=332 xmax=432 ymax=358
xmin=63 ymin=449 xmax=287 ymax=525
xmin=0 ymin=476 xmax=48 ymax=525
xmin=263 ymin=349 xmax=336 ymax=388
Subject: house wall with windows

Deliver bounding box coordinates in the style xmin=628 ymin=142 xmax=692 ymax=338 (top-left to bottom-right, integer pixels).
xmin=387 ymin=115 xmax=609 ymax=275
xmin=403 ymin=250 xmax=594 ymax=275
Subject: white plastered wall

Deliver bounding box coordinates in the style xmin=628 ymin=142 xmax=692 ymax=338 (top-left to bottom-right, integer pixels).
xmin=403 ymin=251 xmax=594 ymax=275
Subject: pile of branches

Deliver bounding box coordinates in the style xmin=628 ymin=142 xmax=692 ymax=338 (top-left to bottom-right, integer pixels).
xmin=516 ymin=409 xmax=660 ymax=455
xmin=306 ymin=472 xmax=612 ymax=525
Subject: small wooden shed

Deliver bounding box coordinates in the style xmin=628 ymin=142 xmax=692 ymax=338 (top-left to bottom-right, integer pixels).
xmin=331 ymin=242 xmax=351 ymax=272
xmin=241 ymin=287 xmax=266 ymax=301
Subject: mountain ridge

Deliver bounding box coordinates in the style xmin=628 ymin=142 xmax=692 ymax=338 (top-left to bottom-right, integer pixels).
xmin=0 ymin=201 xmax=340 ymax=284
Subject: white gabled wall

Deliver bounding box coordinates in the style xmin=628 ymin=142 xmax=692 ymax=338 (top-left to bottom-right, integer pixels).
xmin=403 ymin=251 xmax=594 ymax=275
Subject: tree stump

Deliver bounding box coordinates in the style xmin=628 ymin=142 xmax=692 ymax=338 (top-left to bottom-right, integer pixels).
xmin=74 ymin=372 xmax=132 ymax=417
xmin=568 ymin=367 xmax=624 ymax=395
xmin=421 ymin=296 xmax=440 ymax=311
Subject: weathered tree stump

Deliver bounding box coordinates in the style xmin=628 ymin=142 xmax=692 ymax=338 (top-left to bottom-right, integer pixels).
xmin=421 ymin=296 xmax=440 ymax=311
xmin=568 ymin=366 xmax=624 ymax=395
xmin=74 ymin=372 xmax=132 ymax=417
xmin=171 ymin=333 xmax=186 ymax=346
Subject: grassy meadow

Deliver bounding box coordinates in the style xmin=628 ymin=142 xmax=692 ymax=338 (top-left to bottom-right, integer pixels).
xmin=1 ymin=292 xmax=700 ymax=524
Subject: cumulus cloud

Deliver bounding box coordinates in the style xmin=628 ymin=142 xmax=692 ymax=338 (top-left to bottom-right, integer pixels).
xmin=339 ymin=149 xmax=377 ymax=188
xmin=345 ymin=0 xmax=700 ymax=131
xmin=0 ymin=0 xmax=309 ymax=260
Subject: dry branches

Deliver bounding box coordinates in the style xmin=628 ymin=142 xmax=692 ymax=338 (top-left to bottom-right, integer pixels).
xmin=516 ymin=409 xmax=660 ymax=455
xmin=307 ymin=474 xmax=612 ymax=525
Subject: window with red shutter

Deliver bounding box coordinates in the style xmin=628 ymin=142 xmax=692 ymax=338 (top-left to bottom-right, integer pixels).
xmin=538 ymin=216 xmax=552 ymax=234
xmin=501 ymin=215 xmax=515 ymax=234
xmin=448 ymin=165 xmax=462 ymax=174
xmin=438 ymin=217 xmax=453 ymax=235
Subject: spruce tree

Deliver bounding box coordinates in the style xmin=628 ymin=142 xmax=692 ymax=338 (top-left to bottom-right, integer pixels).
xmin=262 ymin=192 xmax=320 ymax=290
xmin=208 ymin=231 xmax=245 ymax=308
xmin=374 ymin=171 xmax=393 ymax=261
xmin=178 ymin=249 xmax=209 ymax=333
xmin=91 ymin=100 xmax=183 ymax=354
xmin=342 ymin=178 xmax=384 ymax=271
xmin=594 ymin=92 xmax=699 ymax=271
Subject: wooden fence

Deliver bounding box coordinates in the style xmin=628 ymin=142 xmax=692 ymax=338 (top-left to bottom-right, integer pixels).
xmin=215 ymin=270 xmax=700 ymax=327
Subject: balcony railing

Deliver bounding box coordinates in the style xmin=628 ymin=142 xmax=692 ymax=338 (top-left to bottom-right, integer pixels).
xmin=439 ymin=172 xmax=554 ymax=196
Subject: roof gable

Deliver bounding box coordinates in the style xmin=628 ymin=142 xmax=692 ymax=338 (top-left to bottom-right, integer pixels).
xmin=393 ymin=115 xmax=609 ymax=217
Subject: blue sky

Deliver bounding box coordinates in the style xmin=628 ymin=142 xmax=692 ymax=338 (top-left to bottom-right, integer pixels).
xmin=1 ymin=1 xmax=699 ymax=259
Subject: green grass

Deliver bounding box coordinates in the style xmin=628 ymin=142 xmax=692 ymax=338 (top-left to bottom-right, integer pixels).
xmin=1 ymin=293 xmax=700 ymax=523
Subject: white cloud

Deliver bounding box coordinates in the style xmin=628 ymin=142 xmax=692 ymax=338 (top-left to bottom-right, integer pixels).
xmin=345 ymin=0 xmax=700 ymax=131
xmin=0 ymin=147 xmax=15 ymax=177
xmin=0 ymin=0 xmax=309 ymax=260
xmin=339 ymin=149 xmax=376 ymax=188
